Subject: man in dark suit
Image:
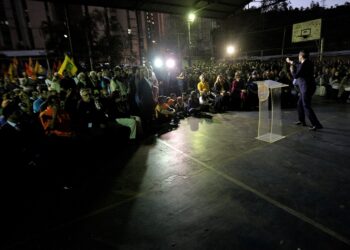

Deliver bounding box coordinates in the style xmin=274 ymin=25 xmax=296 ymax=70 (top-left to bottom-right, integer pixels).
xmin=286 ymin=50 xmax=323 ymax=131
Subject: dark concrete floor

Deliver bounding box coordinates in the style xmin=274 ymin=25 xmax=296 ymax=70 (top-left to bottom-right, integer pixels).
xmin=3 ymin=97 xmax=350 ymax=250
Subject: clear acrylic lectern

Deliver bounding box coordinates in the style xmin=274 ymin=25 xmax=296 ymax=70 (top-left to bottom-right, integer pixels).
xmin=256 ymin=80 xmax=289 ymax=143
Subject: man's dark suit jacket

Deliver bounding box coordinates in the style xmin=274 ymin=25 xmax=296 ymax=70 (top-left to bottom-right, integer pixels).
xmin=292 ymin=59 xmax=316 ymax=92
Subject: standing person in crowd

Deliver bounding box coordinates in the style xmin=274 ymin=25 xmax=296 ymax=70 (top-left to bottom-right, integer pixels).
xmin=136 ymin=66 xmax=155 ymax=130
xmin=33 ymin=85 xmax=48 ymax=114
xmin=60 ymin=70 xmax=76 ymax=92
xmin=88 ymin=71 xmax=102 ymax=93
xmin=76 ymin=72 xmax=93 ymax=90
xmin=176 ymin=71 xmax=186 ymax=95
xmin=47 ymin=73 xmax=61 ymax=93
xmin=111 ymin=67 xmax=129 ymax=99
xmin=286 ymin=50 xmax=323 ymax=131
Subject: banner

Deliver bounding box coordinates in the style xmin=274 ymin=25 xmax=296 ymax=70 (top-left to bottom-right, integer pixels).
xmin=58 ymin=55 xmax=78 ymax=76
xmin=8 ymin=63 xmax=13 ymax=81
xmin=12 ymin=57 xmax=18 ymax=77
xmin=25 ymin=63 xmax=33 ymax=77
xmin=34 ymin=60 xmax=40 ymax=75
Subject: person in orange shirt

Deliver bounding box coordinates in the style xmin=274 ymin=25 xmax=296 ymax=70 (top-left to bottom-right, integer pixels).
xmin=155 ymin=96 xmax=175 ymax=120
xmin=39 ymin=95 xmax=73 ymax=137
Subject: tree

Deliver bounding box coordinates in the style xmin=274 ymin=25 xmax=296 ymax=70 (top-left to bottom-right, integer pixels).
xmin=88 ymin=8 xmax=123 ymax=66
xmin=310 ymin=1 xmax=321 ymax=9
xmin=40 ymin=20 xmax=70 ymax=55
xmin=41 ymin=6 xmax=123 ymax=67
xmin=261 ymin=0 xmax=290 ymax=12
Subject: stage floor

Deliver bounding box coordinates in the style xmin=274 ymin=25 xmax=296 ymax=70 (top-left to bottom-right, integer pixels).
xmin=4 ymin=98 xmax=350 ymax=249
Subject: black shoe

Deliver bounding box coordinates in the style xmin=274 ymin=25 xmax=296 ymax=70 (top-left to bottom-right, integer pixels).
xmin=294 ymin=121 xmax=306 ymax=126
xmin=309 ymin=125 xmax=323 ymax=131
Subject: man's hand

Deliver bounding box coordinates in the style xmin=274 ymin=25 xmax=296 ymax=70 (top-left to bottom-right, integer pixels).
xmin=286 ymin=58 xmax=292 ymax=64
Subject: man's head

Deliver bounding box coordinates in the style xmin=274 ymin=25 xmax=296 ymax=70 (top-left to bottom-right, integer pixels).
xmin=77 ymin=72 xmax=86 ymax=82
xmin=177 ymin=96 xmax=183 ymax=104
xmin=89 ymin=71 xmax=97 ymax=81
xmin=298 ymin=50 xmax=309 ymax=62
xmin=138 ymin=66 xmax=149 ymax=79
xmin=47 ymin=95 xmax=60 ymax=107
xmin=251 ymin=70 xmax=258 ymax=79
xmin=235 ymin=72 xmax=241 ymax=80
xmin=80 ymin=88 xmax=91 ymax=102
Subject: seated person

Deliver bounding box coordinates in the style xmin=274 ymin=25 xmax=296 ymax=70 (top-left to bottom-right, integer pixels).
xmin=188 ymin=91 xmax=201 ymax=116
xmin=230 ymin=71 xmax=247 ymax=110
xmin=197 ymin=74 xmax=209 ymax=96
xmin=155 ymin=96 xmax=176 ymax=124
xmin=39 ymin=95 xmax=73 ymax=137
xmin=212 ymin=74 xmax=230 ymax=112
xmin=76 ymin=88 xmax=107 ymax=136
xmin=168 ymin=93 xmax=177 ymax=108
xmin=338 ymin=71 xmax=350 ymax=100
xmin=197 ymin=74 xmax=214 ymax=108
xmin=106 ymin=91 xmax=142 ymax=139
xmin=175 ymin=96 xmax=187 ymax=118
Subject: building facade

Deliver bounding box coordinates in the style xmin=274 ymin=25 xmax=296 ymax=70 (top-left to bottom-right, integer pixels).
xmin=1 ymin=0 xmax=217 ymax=65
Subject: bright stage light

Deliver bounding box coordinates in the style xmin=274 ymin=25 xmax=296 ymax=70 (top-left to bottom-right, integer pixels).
xmin=154 ymin=58 xmax=163 ymax=68
xmin=165 ymin=58 xmax=175 ymax=69
xmin=188 ymin=12 xmax=196 ymax=22
xmin=226 ymin=45 xmax=235 ymax=55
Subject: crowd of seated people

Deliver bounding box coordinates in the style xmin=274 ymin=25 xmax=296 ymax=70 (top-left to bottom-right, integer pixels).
xmin=313 ymin=60 xmax=350 ymax=102
xmin=1 ymin=57 xmax=349 ymax=189
xmin=182 ymin=58 xmax=350 ymax=105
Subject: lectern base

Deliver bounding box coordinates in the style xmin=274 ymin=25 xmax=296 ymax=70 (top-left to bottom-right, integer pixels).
xmin=256 ymin=133 xmax=285 ymax=143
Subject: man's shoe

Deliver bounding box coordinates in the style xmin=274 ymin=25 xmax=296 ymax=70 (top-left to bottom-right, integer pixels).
xmin=309 ymin=126 xmax=317 ymax=131
xmin=294 ymin=121 xmax=306 ymax=126
xmin=309 ymin=125 xmax=323 ymax=131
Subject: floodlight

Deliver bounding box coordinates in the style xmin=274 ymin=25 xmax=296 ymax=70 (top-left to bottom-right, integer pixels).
xmin=154 ymin=58 xmax=163 ymax=68
xmin=188 ymin=12 xmax=196 ymax=22
xmin=165 ymin=58 xmax=175 ymax=69
xmin=226 ymin=45 xmax=235 ymax=55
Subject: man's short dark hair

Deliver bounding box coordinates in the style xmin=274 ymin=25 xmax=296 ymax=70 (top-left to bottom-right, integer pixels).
xmin=299 ymin=50 xmax=309 ymax=59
